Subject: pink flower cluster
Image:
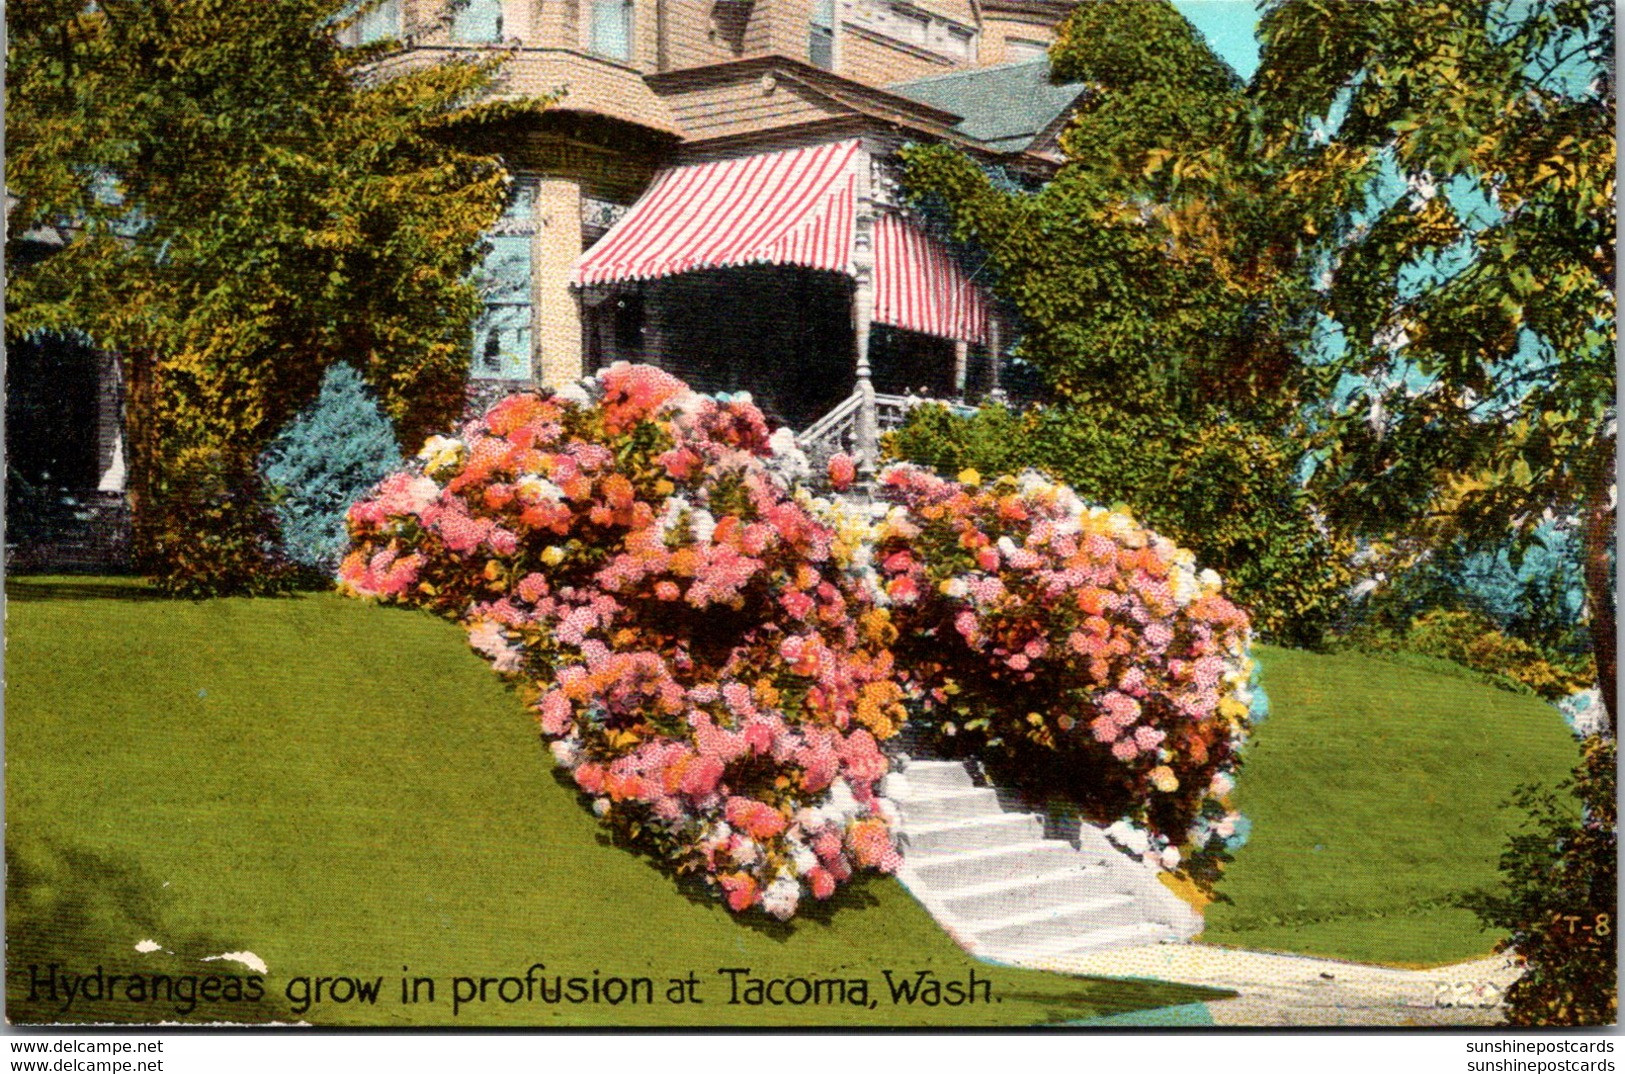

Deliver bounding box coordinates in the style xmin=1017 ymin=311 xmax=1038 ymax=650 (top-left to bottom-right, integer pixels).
xmin=340 ymin=364 xmax=906 ymax=919
xmin=340 ymin=365 xmax=1260 ymax=903
xmin=871 ymin=465 xmax=1255 ymax=846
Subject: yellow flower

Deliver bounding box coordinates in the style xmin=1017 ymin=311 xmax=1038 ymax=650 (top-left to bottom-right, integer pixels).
xmin=1150 ymin=766 xmax=1179 ymax=793
xmin=417 ymin=435 xmax=466 ymax=478
xmin=958 ymin=468 xmax=982 ymax=487
xmin=859 ymin=607 xmax=896 ymax=645
xmin=541 ymin=546 xmax=566 ymax=566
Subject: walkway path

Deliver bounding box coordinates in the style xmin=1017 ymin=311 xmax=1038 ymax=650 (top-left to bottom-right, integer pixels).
xmin=1025 ymin=942 xmax=1522 ymax=1026
xmin=889 ymin=755 xmax=1522 ymax=1026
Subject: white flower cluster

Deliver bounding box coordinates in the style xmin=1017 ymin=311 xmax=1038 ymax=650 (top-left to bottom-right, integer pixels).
xmin=655 ymin=493 xmax=717 ymax=544
xmin=1104 ymin=819 xmax=1181 ymax=871
xmin=515 ymin=473 xmax=565 ymax=503
xmin=764 ymin=426 xmax=811 ymax=484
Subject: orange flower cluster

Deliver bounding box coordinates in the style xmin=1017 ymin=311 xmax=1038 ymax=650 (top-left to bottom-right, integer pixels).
xmin=341 ymin=364 xmax=906 ymax=919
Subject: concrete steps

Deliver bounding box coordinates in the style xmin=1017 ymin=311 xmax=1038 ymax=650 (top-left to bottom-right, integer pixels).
xmin=888 ymin=756 xmax=1200 ymax=966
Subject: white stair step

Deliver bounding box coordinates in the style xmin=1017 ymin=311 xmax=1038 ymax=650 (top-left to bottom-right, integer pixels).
xmin=939 ymin=865 xmax=1136 ymax=920
xmin=980 ymin=921 xmax=1180 ymax=964
xmin=1072 ymin=823 xmax=1127 ymax=860
xmin=889 ymin=754 xmax=1203 ymax=964
xmin=895 ymin=787 xmax=1004 ymax=824
xmin=963 ymin=894 xmax=1144 ymax=950
xmin=901 ymin=812 xmax=1045 ymax=855
xmin=898 ymin=759 xmax=976 ymax=793
xmin=905 ymin=840 xmax=1083 ymax=890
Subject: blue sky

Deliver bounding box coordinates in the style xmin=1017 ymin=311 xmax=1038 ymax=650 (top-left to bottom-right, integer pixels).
xmin=1168 ymin=0 xmax=1262 ymax=81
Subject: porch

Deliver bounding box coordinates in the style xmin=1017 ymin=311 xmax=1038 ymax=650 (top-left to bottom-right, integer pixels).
xmin=570 ymin=137 xmax=1002 ymax=471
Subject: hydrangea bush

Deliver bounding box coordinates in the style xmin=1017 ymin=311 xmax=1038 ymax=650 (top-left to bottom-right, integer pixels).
xmin=339 ymin=365 xmax=907 ymax=919
xmin=341 ymin=366 xmax=1257 ymax=914
xmin=864 ymin=464 xmax=1255 ymax=870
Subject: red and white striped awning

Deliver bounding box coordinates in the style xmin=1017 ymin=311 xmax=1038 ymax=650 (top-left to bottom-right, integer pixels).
xmin=572 ymin=140 xmax=860 ymax=285
xmin=571 ymin=139 xmax=989 ymax=344
xmin=874 ymin=213 xmax=989 ymax=345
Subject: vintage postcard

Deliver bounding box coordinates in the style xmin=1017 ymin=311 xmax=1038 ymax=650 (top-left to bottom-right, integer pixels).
xmin=4 ymin=0 xmax=1615 ymax=1034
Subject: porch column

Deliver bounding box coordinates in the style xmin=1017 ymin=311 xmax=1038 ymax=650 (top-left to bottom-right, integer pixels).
xmin=533 ymin=178 xmax=585 ymax=389
xmin=95 ymin=349 xmax=126 ymax=494
xmin=952 ymin=338 xmax=969 ymax=398
xmin=852 ymin=267 xmax=879 ymax=478
xmin=986 ymin=315 xmax=1003 ymax=401
xmin=852 ymin=143 xmax=880 ymax=479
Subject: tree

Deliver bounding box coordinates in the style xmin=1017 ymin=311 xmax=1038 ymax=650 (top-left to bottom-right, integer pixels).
xmin=6 ymin=0 xmax=537 ymax=593
xmin=899 ymin=0 xmax=1615 ymax=686
xmin=1254 ymin=0 xmax=1616 ymax=724
xmin=896 ymin=0 xmax=1350 ymax=643
xmin=905 ymin=0 xmax=1309 ymax=424
xmin=1467 ymin=736 xmax=1616 ymax=1025
xmin=259 ymin=362 xmax=402 ymax=576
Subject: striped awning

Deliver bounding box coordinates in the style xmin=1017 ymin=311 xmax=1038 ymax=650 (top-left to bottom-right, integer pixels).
xmin=571 ymin=139 xmax=989 ymax=344
xmin=571 ymin=140 xmax=860 ymax=285
xmin=874 ymin=213 xmax=989 ymax=345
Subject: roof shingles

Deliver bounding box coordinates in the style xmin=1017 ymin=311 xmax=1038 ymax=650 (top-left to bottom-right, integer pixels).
xmin=887 ymin=58 xmax=1087 ymax=154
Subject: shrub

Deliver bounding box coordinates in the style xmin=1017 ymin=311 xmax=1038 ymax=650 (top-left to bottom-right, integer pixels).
xmin=1350 ymin=609 xmax=1593 ymax=702
xmin=340 ymin=366 xmax=1262 ymax=912
xmin=1467 ymin=737 xmax=1616 ymax=1026
xmin=882 ymin=401 xmax=1035 ymax=484
xmin=138 ymin=446 xmax=292 ymax=598
xmin=886 ymin=404 xmax=1348 ymax=647
xmin=868 ymin=464 xmax=1255 ymax=873
xmin=340 ymin=364 xmax=906 ymax=919
xmin=1345 ymin=529 xmax=1597 ymax=664
xmin=260 ymin=363 xmax=403 ymax=575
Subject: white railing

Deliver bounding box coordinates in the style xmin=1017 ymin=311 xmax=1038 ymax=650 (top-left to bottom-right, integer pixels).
xmin=796 ymin=391 xmax=865 ymax=459
xmin=875 ymin=392 xmax=926 ymax=432
xmin=797 ymin=391 xmax=967 ymax=471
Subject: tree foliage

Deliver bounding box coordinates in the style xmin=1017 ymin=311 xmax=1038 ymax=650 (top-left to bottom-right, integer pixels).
xmin=899 ymin=0 xmax=1615 ymax=698
xmin=1253 ymin=0 xmax=1616 ymax=721
xmin=902 ymin=1 xmax=1313 ymax=423
xmin=896 ymin=0 xmax=1345 ymax=644
xmin=6 ymin=0 xmax=536 ymax=593
xmin=1467 ymin=736 xmax=1616 ymax=1026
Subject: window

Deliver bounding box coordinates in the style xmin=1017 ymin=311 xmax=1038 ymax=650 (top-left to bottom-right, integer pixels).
xmin=809 ymin=0 xmax=835 ymax=70
xmin=589 ymin=0 xmax=633 ymax=61
xmin=1005 ymin=36 xmax=1048 ymax=61
xmin=942 ymin=24 xmax=974 ymax=62
xmin=471 ymin=182 xmax=536 ymax=380
xmin=353 ymin=0 xmax=402 ymax=45
xmin=452 ymin=0 xmax=503 ymax=42
xmin=891 ymin=4 xmax=930 ymax=46
xmin=847 ymin=2 xmax=974 ymax=61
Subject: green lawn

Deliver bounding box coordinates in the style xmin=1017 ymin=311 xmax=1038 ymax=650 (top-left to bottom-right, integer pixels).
xmin=1200 ymin=644 xmax=1581 ymax=966
xmin=4 ymin=577 xmax=1220 ymax=1027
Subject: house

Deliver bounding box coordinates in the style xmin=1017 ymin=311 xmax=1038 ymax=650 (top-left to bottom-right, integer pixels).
xmin=360 ymin=0 xmax=1088 ymax=463
xmin=6 ymin=0 xmax=1089 ymax=568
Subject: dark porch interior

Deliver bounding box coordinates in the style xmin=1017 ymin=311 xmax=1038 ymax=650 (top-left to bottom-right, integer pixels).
xmin=583 ymin=265 xmax=971 ymax=432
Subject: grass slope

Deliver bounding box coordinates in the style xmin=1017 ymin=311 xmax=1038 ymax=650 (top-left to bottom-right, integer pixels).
xmin=4 ymin=578 xmax=1219 ymax=1027
xmin=1201 ymin=644 xmax=1580 ymax=967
